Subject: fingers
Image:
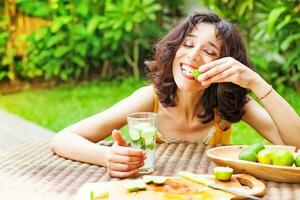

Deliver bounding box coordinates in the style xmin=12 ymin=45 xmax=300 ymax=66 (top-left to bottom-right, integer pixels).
xmin=198 ymin=57 xmax=229 ymax=73
xmin=112 ymin=145 xmax=145 ymax=157
xmin=107 ymin=154 xmax=145 ymax=163
xmin=201 ymin=68 xmax=237 ymax=86
xmin=197 ymin=61 xmax=232 ymax=82
xmin=112 ymin=129 xmax=127 ymax=146
xmin=107 ymin=161 xmax=144 ymax=172
xmin=107 ymin=169 xmax=139 ymax=179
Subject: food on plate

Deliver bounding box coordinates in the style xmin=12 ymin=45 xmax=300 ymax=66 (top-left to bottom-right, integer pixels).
xmin=90 ymin=190 xmax=109 ymax=200
xmin=124 ymin=180 xmax=147 ymax=192
xmin=178 ymin=171 xmax=214 ymax=185
xmin=142 ymin=175 xmax=167 ymax=185
xmin=257 ymin=149 xmax=274 ymax=164
xmin=272 ymin=150 xmax=294 ymax=166
xmin=213 ymin=166 xmax=233 ymax=181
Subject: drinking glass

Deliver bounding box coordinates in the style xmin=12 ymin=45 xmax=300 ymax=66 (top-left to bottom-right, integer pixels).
xmin=127 ymin=112 xmax=158 ymax=174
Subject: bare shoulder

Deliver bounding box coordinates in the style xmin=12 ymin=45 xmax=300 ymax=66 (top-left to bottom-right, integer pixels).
xmin=123 ymin=85 xmax=154 ymax=112
xmin=132 ymin=85 xmax=153 ymax=97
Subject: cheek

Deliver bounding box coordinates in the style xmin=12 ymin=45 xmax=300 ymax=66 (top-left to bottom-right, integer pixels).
xmin=202 ymin=55 xmax=216 ymax=64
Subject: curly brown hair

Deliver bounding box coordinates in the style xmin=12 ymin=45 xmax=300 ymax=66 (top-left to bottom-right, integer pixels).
xmin=146 ymin=10 xmax=250 ymax=123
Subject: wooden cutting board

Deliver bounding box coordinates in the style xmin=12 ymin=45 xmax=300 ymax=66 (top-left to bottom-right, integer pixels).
xmin=75 ymin=174 xmax=265 ymax=200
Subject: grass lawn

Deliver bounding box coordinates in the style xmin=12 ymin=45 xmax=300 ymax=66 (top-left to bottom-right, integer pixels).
xmin=1 ymin=78 xmax=299 ymax=144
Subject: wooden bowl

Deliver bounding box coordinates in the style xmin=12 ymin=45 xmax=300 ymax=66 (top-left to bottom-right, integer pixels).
xmin=207 ymin=145 xmax=300 ymax=183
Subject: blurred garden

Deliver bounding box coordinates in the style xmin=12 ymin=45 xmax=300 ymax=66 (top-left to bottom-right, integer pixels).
xmin=0 ymin=0 xmax=299 ymax=144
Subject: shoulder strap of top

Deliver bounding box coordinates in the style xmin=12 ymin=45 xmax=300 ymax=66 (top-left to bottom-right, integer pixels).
xmin=152 ymin=86 xmax=159 ymax=113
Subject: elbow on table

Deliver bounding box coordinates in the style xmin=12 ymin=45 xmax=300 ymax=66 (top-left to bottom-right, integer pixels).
xmin=50 ymin=132 xmax=67 ymax=156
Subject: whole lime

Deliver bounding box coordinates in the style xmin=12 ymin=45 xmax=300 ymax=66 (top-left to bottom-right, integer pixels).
xmin=257 ymin=149 xmax=274 ymax=164
xmin=247 ymin=143 xmax=265 ymax=154
xmin=295 ymin=155 xmax=300 ymax=167
xmin=213 ymin=167 xmax=233 ymax=181
xmin=239 ymin=150 xmax=257 ymax=162
xmin=272 ymin=150 xmax=294 ymax=166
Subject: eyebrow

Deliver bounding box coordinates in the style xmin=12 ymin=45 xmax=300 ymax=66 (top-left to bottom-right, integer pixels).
xmin=208 ymin=41 xmax=218 ymax=50
xmin=186 ymin=34 xmax=219 ymax=51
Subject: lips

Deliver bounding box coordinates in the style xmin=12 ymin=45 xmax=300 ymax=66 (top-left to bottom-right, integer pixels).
xmin=180 ymin=62 xmax=198 ymax=80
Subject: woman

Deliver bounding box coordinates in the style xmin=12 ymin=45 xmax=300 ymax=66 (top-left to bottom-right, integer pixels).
xmin=51 ymin=11 xmax=300 ymax=178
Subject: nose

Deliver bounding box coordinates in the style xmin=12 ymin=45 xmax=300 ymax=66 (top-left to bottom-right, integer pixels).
xmin=187 ymin=49 xmax=204 ymax=64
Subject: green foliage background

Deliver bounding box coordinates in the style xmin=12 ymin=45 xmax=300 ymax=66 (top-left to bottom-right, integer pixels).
xmin=0 ymin=0 xmax=299 ymax=90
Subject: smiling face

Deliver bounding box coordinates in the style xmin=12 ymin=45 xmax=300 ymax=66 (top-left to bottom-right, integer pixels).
xmin=172 ymin=23 xmax=221 ymax=91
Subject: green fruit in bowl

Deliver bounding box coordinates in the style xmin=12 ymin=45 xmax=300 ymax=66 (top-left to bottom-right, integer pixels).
xmin=257 ymin=149 xmax=274 ymax=164
xmin=213 ymin=166 xmax=233 ymax=181
xmin=272 ymin=150 xmax=294 ymax=166
xmin=247 ymin=143 xmax=265 ymax=154
xmin=294 ymin=154 xmax=300 ymax=167
xmin=239 ymin=150 xmax=257 ymax=162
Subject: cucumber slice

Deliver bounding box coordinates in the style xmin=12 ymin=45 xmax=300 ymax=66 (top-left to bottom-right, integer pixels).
xmin=178 ymin=171 xmax=215 ymax=186
xmin=143 ymin=176 xmax=167 ymax=185
xmin=143 ymin=175 xmax=154 ymax=184
xmin=129 ymin=129 xmax=140 ymax=141
xmin=141 ymin=126 xmax=156 ymax=139
xmin=152 ymin=176 xmax=167 ymax=185
xmin=124 ymin=180 xmax=147 ymax=192
xmin=90 ymin=190 xmax=109 ymax=200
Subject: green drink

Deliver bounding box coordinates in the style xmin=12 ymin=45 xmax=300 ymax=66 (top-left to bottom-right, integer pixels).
xmin=127 ymin=112 xmax=158 ymax=174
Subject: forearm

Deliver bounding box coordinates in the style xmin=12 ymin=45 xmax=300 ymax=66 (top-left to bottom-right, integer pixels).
xmin=250 ymin=76 xmax=300 ymax=148
xmin=51 ymin=132 xmax=110 ymax=167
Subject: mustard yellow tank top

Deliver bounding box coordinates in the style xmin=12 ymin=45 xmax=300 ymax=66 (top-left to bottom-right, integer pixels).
xmin=153 ymin=90 xmax=231 ymax=145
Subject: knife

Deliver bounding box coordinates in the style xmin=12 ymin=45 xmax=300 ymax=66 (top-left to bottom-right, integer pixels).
xmin=178 ymin=171 xmax=261 ymax=200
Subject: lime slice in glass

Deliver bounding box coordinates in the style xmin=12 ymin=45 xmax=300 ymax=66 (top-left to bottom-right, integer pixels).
xmin=129 ymin=129 xmax=140 ymax=141
xmin=141 ymin=126 xmax=156 ymax=139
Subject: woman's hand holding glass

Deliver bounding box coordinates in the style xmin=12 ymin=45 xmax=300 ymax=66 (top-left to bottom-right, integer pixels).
xmin=105 ymin=130 xmax=146 ymax=178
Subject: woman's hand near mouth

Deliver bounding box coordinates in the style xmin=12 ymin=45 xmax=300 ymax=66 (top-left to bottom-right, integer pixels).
xmin=196 ymin=57 xmax=261 ymax=91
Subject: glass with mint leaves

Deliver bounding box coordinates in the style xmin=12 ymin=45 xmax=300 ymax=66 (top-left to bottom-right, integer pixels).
xmin=127 ymin=112 xmax=158 ymax=174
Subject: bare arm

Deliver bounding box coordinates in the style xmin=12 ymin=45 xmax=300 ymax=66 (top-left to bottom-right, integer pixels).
xmin=242 ymin=98 xmax=285 ymax=145
xmin=51 ymin=85 xmax=154 ymax=166
xmin=249 ymin=77 xmax=300 ymax=148
xmin=198 ymin=57 xmax=300 ymax=148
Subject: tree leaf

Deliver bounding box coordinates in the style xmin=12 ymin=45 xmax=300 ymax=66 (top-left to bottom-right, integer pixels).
xmin=46 ymin=33 xmax=67 ymax=48
xmin=51 ymin=16 xmax=72 ymax=33
xmin=34 ymin=27 xmax=49 ymax=41
xmin=87 ymin=16 xmax=101 ymax=34
xmin=280 ymin=33 xmax=300 ymax=51
xmin=53 ymin=46 xmax=70 ymax=58
xmin=267 ymin=7 xmax=286 ymax=34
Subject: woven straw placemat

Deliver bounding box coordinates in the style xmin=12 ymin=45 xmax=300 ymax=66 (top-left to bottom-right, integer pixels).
xmin=0 ymin=139 xmax=299 ymax=200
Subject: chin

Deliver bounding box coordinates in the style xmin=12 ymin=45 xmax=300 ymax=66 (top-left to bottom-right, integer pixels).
xmin=174 ymin=76 xmax=204 ymax=92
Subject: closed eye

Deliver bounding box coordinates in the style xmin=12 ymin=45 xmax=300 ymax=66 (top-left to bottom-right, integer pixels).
xmin=183 ymin=44 xmax=194 ymax=48
xmin=204 ymin=50 xmax=216 ymax=56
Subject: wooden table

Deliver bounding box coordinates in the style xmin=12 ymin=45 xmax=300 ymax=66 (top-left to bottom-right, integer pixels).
xmin=0 ymin=139 xmax=299 ymax=200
